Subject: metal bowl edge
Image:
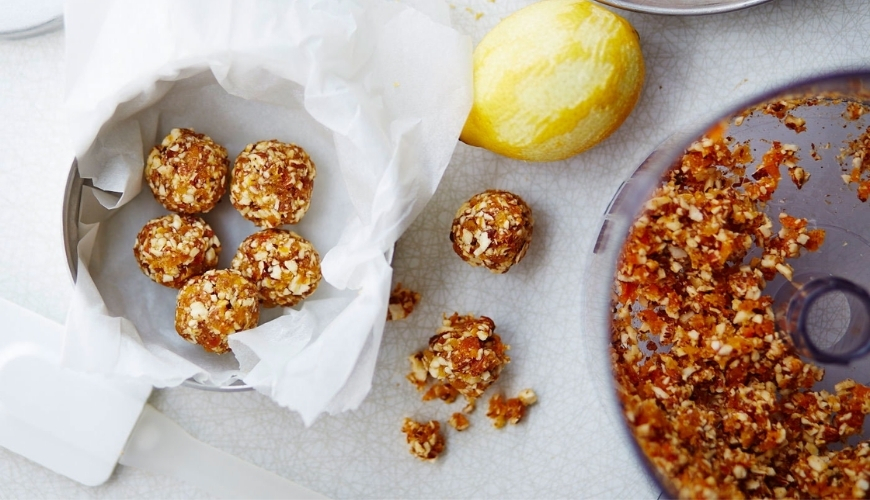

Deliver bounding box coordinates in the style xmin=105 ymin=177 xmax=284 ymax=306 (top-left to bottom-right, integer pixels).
xmin=61 ymin=159 xmax=253 ymax=393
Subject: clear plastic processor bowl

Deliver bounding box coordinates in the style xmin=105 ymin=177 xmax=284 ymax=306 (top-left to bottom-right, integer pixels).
xmin=585 ymin=71 xmax=870 ymax=497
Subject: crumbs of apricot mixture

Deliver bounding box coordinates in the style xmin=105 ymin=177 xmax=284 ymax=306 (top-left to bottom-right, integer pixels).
xmin=486 ymin=389 xmax=537 ymax=428
xmin=387 ymin=283 xmax=421 ymax=321
xmin=407 ymin=313 xmax=510 ymax=412
xmin=401 ymin=418 xmax=445 ymax=461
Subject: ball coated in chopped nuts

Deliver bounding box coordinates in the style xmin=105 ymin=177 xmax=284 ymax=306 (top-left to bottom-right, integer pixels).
xmin=231 ymin=229 xmax=322 ymax=308
xmin=133 ymin=214 xmax=221 ymax=288
xmin=230 ymin=140 xmax=316 ymax=228
xmin=450 ymin=190 xmax=533 ymax=273
xmin=145 ymin=128 xmax=229 ymax=214
xmin=174 ymin=269 xmax=259 ymax=354
xmin=421 ymin=313 xmax=510 ymax=403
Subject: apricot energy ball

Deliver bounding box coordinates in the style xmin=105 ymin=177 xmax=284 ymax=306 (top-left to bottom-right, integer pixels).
xmin=133 ymin=214 xmax=221 ymax=288
xmin=414 ymin=313 xmax=510 ymax=405
xmin=231 ymin=229 xmax=322 ymax=308
xmin=230 ymin=140 xmax=316 ymax=228
xmin=450 ymin=190 xmax=533 ymax=273
xmin=174 ymin=269 xmax=259 ymax=354
xmin=145 ymin=128 xmax=229 ymax=214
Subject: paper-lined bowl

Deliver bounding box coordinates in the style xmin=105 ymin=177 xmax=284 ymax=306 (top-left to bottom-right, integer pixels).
xmin=60 ymin=71 xmax=357 ymax=390
xmin=59 ymin=0 xmax=471 ymax=423
xmin=62 ymin=156 xmax=255 ymax=392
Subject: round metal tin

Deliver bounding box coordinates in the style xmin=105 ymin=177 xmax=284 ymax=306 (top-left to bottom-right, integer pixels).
xmin=62 ymin=160 xmax=252 ymax=392
xmin=595 ymin=0 xmax=772 ymax=16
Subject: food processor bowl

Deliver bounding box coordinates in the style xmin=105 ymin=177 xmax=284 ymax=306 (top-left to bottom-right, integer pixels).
xmin=586 ymin=71 xmax=870 ymax=497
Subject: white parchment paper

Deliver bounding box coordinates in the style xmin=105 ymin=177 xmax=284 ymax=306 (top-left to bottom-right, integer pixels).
xmin=62 ymin=0 xmax=472 ymax=424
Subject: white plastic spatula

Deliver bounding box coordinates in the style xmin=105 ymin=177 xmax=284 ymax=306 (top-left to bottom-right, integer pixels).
xmin=0 ymin=298 xmax=325 ymax=499
xmin=118 ymin=405 xmax=327 ymax=499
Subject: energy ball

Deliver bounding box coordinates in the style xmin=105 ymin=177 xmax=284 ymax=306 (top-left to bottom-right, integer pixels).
xmin=450 ymin=189 xmax=533 ymax=274
xmin=420 ymin=313 xmax=510 ymax=404
xmin=145 ymin=128 xmax=229 ymax=214
xmin=230 ymin=140 xmax=316 ymax=228
xmin=133 ymin=214 xmax=221 ymax=288
xmin=231 ymin=229 xmax=321 ymax=308
xmin=174 ymin=269 xmax=259 ymax=354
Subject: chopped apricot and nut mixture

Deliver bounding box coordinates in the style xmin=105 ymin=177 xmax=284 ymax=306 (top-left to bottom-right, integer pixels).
xmin=175 ymin=269 xmax=259 ymax=354
xmin=839 ymin=124 xmax=870 ymax=202
xmin=448 ymin=412 xmax=471 ymax=431
xmin=230 ymin=140 xmax=316 ymax=228
xmin=401 ymin=418 xmax=445 ymax=461
xmin=145 ymin=128 xmax=229 ymax=214
xmin=407 ymin=313 xmax=510 ymax=411
xmin=450 ymin=189 xmax=533 ymax=274
xmin=133 ymin=214 xmax=221 ymax=288
xmin=386 ymin=283 xmax=421 ymax=321
xmin=487 ymin=389 xmax=537 ymax=429
xmin=612 ymin=126 xmax=870 ymax=498
xmin=402 ymin=312 xmax=537 ymax=460
xmin=230 ymin=229 xmax=321 ymax=308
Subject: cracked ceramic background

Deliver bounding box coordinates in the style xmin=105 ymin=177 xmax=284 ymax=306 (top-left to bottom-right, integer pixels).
xmin=1 ymin=1 xmax=870 ymax=498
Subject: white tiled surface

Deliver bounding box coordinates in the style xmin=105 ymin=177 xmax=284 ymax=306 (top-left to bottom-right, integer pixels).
xmin=1 ymin=1 xmax=869 ymax=498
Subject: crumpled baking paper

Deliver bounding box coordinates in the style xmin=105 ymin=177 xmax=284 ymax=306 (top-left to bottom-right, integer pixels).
xmin=62 ymin=0 xmax=472 ymax=425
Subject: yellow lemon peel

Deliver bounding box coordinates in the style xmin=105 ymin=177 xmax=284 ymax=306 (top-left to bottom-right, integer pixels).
xmin=460 ymin=0 xmax=645 ymax=162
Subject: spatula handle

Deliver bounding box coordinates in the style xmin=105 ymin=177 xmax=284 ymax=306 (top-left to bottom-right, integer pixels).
xmin=120 ymin=404 xmax=326 ymax=499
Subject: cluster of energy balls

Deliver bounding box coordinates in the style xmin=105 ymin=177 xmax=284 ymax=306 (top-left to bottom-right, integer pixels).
xmin=133 ymin=128 xmax=321 ymax=354
xmin=399 ymin=189 xmax=538 ymax=461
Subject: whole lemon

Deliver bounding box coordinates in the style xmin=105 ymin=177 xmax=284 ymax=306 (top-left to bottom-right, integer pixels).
xmin=459 ymin=0 xmax=645 ymax=162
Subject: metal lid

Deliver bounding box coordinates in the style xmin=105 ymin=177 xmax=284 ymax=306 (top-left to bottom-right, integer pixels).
xmin=595 ymin=0 xmax=771 ymax=15
xmin=0 ymin=0 xmax=63 ymax=39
